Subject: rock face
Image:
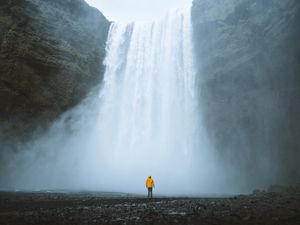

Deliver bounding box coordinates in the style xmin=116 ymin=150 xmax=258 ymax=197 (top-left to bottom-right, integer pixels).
xmin=192 ymin=0 xmax=300 ymax=186
xmin=0 ymin=0 xmax=110 ymax=139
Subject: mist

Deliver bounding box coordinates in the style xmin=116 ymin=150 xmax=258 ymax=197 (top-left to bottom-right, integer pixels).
xmin=0 ymin=2 xmax=232 ymax=196
xmin=0 ymin=0 xmax=299 ymax=196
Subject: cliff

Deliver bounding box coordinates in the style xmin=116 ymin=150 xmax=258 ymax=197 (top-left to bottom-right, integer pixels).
xmin=192 ymin=0 xmax=300 ymax=186
xmin=0 ymin=0 xmax=110 ymax=139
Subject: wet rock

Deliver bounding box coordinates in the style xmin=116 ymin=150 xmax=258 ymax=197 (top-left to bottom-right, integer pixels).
xmin=0 ymin=0 xmax=110 ymax=140
xmin=192 ymin=0 xmax=300 ymax=185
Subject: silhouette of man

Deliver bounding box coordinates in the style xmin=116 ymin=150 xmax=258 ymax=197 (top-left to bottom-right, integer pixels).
xmin=146 ymin=176 xmax=155 ymax=198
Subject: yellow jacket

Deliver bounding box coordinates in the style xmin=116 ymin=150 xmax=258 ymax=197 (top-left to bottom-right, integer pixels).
xmin=146 ymin=176 xmax=155 ymax=188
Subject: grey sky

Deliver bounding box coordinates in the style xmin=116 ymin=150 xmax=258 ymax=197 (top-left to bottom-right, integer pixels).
xmin=85 ymin=0 xmax=190 ymax=22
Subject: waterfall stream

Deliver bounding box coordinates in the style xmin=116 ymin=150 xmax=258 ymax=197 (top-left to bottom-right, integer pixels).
xmin=1 ymin=3 xmax=222 ymax=195
xmin=89 ymin=4 xmax=204 ymax=193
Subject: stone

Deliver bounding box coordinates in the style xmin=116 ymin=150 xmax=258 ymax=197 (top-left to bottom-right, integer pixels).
xmin=0 ymin=0 xmax=110 ymax=141
xmin=192 ymin=0 xmax=300 ymax=187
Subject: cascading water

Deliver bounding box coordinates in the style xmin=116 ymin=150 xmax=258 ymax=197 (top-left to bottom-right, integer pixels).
xmin=87 ymin=4 xmax=210 ymax=193
xmin=1 ymin=3 xmax=222 ymax=195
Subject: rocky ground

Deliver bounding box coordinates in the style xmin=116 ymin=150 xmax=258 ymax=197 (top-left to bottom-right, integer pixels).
xmin=0 ymin=186 xmax=299 ymax=225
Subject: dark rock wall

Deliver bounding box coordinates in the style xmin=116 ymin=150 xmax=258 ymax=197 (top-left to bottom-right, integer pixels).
xmin=0 ymin=0 xmax=110 ymax=139
xmin=192 ymin=0 xmax=300 ymax=186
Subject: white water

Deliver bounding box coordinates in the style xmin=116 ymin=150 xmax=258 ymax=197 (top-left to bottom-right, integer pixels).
xmin=96 ymin=5 xmax=200 ymax=191
xmin=82 ymin=4 xmax=219 ymax=194
xmin=1 ymin=3 xmax=224 ymax=195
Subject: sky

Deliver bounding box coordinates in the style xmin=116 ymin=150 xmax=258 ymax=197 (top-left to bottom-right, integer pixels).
xmin=85 ymin=0 xmax=190 ymax=22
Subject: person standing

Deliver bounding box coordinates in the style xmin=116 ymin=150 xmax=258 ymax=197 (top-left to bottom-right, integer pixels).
xmin=146 ymin=176 xmax=155 ymax=198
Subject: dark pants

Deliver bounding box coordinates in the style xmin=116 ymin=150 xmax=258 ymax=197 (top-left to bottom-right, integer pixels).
xmin=148 ymin=188 xmax=153 ymax=198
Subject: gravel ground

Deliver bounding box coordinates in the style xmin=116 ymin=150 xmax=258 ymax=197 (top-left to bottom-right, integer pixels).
xmin=0 ymin=187 xmax=299 ymax=225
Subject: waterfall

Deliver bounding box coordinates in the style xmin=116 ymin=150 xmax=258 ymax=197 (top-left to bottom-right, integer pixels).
xmin=89 ymin=4 xmax=205 ymax=193
xmin=1 ymin=3 xmax=221 ymax=195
